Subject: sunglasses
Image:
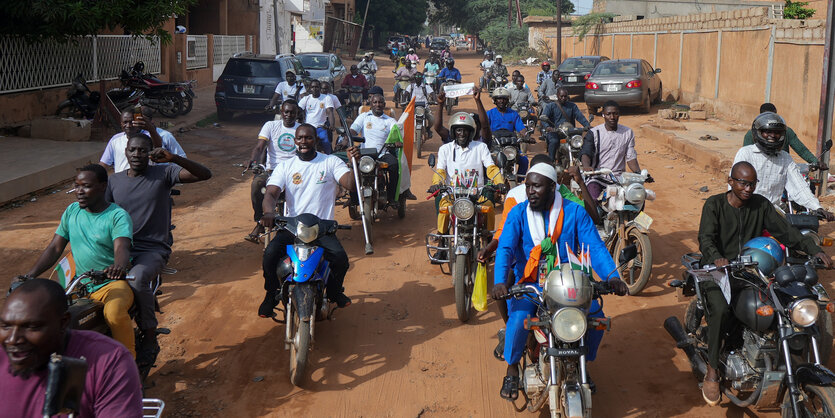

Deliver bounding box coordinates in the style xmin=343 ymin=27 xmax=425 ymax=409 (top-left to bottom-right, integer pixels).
xmin=731 ymin=177 xmax=758 ymax=189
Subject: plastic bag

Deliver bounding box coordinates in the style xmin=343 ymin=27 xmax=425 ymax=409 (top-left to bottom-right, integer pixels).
xmin=472 ymin=262 xmax=488 ymax=311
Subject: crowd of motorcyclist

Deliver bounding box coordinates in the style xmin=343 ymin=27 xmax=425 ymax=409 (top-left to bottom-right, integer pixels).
xmin=3 ymin=43 xmax=834 ymax=416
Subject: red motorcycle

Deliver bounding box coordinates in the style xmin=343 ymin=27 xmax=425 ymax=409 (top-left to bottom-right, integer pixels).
xmin=119 ymin=63 xmax=185 ymax=118
xmin=130 ymin=61 xmax=197 ymax=115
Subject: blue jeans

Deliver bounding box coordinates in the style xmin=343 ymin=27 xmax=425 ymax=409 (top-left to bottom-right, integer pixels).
xmin=545 ymin=132 xmax=561 ymax=162
xmin=316 ymin=127 xmax=332 ymax=154
xmin=504 ymin=285 xmax=605 ymax=365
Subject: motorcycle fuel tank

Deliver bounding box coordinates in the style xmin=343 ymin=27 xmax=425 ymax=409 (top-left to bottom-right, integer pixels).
xmin=733 ymin=286 xmax=775 ymax=332
xmin=544 ymin=264 xmax=593 ymax=308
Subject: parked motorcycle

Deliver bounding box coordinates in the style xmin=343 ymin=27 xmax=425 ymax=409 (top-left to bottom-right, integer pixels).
xmin=347 ymin=143 xmax=407 ymax=241
xmin=584 ymin=168 xmax=655 ymax=295
xmin=265 ymin=214 xmax=351 ymax=386
xmin=666 ymin=248 xmax=835 ymax=416
xmin=130 ymin=61 xmax=197 ymax=116
xmin=502 ymin=246 xmax=637 ymax=418
xmin=425 ymin=154 xmax=502 ymax=322
xmin=440 ymin=78 xmax=459 ymax=114
xmin=56 ymin=74 xmax=143 ymax=119
xmin=394 ymin=75 xmax=411 ymax=109
xmin=119 ymin=69 xmax=184 ymax=118
xmin=490 ymin=129 xmax=535 ymax=188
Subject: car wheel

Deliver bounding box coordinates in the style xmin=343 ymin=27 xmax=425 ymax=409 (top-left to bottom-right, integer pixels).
xmin=642 ymin=93 xmax=651 ymax=114
xmin=654 ymin=82 xmax=663 ymax=104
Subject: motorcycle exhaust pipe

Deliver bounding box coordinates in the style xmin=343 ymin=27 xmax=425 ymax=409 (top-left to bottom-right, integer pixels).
xmin=663 ymin=316 xmax=707 ymax=376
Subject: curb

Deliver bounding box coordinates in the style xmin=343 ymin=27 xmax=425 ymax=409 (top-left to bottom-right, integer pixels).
xmin=638 ymin=124 xmax=733 ymax=177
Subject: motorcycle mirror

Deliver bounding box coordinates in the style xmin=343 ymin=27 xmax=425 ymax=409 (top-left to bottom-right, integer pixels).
xmin=496 ymin=151 xmax=508 ymax=167
xmin=428 ymin=154 xmax=437 ymax=168
xmin=619 ymin=244 xmax=638 ymax=264
xmin=588 ymin=114 xmax=595 ymax=123
xmin=335 ymin=127 xmax=346 ymax=135
xmin=824 ymin=139 xmax=833 ymax=153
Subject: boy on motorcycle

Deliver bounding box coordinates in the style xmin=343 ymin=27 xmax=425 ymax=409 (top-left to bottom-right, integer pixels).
xmin=541 ymin=87 xmax=590 ymax=161
xmin=696 ymin=161 xmax=831 ymax=405
xmin=490 ymin=163 xmax=628 ymax=401
xmin=341 ymin=65 xmax=369 ymax=100
xmin=580 ymin=101 xmax=652 ymax=199
xmin=259 ymin=124 xmax=361 ymax=314
xmin=19 ymin=165 xmax=136 ymax=357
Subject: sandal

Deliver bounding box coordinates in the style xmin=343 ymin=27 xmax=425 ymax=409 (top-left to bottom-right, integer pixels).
xmin=244 ymin=233 xmax=261 ymax=244
xmin=493 ymin=328 xmax=506 ymax=361
xmin=500 ymin=375 xmax=520 ymax=401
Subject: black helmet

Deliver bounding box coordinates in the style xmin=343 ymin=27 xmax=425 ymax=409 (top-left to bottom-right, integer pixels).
xmin=446 ymin=58 xmax=455 ymax=67
xmin=752 ymin=112 xmax=787 ymax=155
xmin=132 ymin=61 xmax=145 ymax=73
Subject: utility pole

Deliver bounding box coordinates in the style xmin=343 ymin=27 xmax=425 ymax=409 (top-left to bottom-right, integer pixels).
xmin=508 ymin=0 xmax=512 ymax=29
xmin=515 ymin=0 xmax=523 ymax=27
xmin=358 ymin=0 xmax=371 ymax=50
xmin=273 ymin=0 xmax=282 ymax=54
xmin=816 ymin=0 xmax=835 ymax=194
xmin=555 ymin=0 xmax=562 ymax=64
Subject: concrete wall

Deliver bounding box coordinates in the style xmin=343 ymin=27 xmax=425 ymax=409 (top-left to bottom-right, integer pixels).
xmin=593 ymin=0 xmax=781 ymax=19
xmin=528 ymin=6 xmax=832 ymax=148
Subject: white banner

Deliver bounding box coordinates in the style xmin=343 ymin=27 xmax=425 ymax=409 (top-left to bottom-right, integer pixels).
xmin=443 ymin=82 xmax=475 ymax=98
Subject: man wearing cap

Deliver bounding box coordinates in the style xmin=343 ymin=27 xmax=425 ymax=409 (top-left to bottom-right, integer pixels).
xmin=268 ymin=70 xmax=307 ymax=110
xmin=491 ymin=162 xmax=628 ymax=401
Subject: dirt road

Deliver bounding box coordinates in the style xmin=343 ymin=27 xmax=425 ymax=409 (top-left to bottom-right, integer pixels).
xmin=2 ymin=51 xmax=832 ymax=417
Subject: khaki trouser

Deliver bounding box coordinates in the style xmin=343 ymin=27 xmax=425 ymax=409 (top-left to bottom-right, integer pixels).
xmin=90 ymin=280 xmax=135 ymax=358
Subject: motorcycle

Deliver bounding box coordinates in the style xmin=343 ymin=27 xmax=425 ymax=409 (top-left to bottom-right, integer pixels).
xmin=131 ymin=62 xmax=197 ymax=116
xmin=584 ymin=168 xmax=655 ymax=295
xmin=394 ymin=75 xmax=411 ymax=109
xmin=390 ymin=46 xmax=400 ymax=62
xmin=347 ymin=143 xmax=407 ymax=241
xmin=490 ymin=129 xmax=535 ymax=188
xmin=56 ymin=74 xmax=143 ymax=119
xmin=481 ymin=67 xmax=498 ymax=95
xmin=501 ymin=246 xmax=637 ymax=418
xmin=666 ymin=250 xmax=835 ymax=416
xmin=515 ymin=101 xmax=539 ymax=155
xmin=119 ymin=69 xmax=184 ymax=118
xmin=424 ymin=154 xmax=502 ymax=322
xmin=424 ymin=68 xmax=438 ymax=93
xmin=264 ymin=214 xmax=352 ymax=386
xmin=345 ymin=86 xmax=365 ymax=121
xmin=440 ymin=78 xmax=459 ymax=114
xmin=414 ymin=101 xmax=431 ymax=159
xmin=360 ymin=66 xmax=376 ymax=88
xmin=544 ymin=117 xmax=594 ymax=170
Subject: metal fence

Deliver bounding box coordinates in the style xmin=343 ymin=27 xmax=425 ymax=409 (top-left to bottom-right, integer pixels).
xmin=186 ymin=35 xmax=208 ymax=70
xmin=0 ymin=35 xmax=160 ymax=95
xmin=323 ymin=16 xmax=361 ymax=58
xmin=212 ymin=35 xmax=247 ymax=65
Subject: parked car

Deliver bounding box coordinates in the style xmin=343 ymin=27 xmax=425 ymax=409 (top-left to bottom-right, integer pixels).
xmin=557 ymin=55 xmax=609 ymax=96
xmin=214 ymin=53 xmax=307 ymax=120
xmin=584 ymin=59 xmax=662 ymax=114
xmin=297 ymin=52 xmax=346 ymax=90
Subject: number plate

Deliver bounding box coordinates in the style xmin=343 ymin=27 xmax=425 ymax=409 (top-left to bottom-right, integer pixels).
xmin=634 ymin=211 xmax=653 ymax=232
xmin=567 ymin=76 xmax=578 ymax=83
xmin=605 ymin=84 xmax=620 ymax=92
xmin=242 ymin=84 xmax=256 ymax=94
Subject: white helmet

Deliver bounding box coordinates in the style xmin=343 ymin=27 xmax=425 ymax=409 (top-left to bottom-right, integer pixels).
xmin=491 ymin=87 xmax=511 ymax=100
xmin=495 ymin=55 xmax=502 ymax=60
xmin=449 ymin=112 xmax=478 ymax=142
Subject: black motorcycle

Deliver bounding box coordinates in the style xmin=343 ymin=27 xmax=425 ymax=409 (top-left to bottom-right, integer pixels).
xmin=347 ymin=143 xmax=407 ymax=242
xmin=130 ymin=61 xmax=196 ymax=115
xmin=56 ymin=74 xmax=143 ymax=119
xmin=490 ymin=129 xmax=534 ymax=188
xmin=666 ymin=252 xmax=835 ymax=416
xmin=119 ymin=70 xmax=184 ymax=118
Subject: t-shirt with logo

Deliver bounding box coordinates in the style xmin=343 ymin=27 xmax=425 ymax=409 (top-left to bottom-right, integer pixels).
xmin=436 ymin=140 xmax=496 ymax=186
xmin=299 ymin=94 xmax=334 ymax=128
xmin=258 ymin=120 xmax=300 ymax=170
xmin=350 ymin=111 xmax=397 ymax=152
xmin=274 ymin=81 xmax=306 ymax=101
xmin=266 ymin=153 xmax=351 ymax=220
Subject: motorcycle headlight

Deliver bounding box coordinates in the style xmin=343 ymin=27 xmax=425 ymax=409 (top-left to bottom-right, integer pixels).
xmin=502 ymin=145 xmax=517 ymax=161
xmin=551 ymin=307 xmax=587 ymax=343
xmin=624 ymin=183 xmax=647 ymax=205
xmin=415 ymin=106 xmax=425 ymax=116
xmin=296 ymin=222 xmax=319 ymax=244
xmin=519 ymin=110 xmax=528 ymax=118
xmin=570 ymin=135 xmax=584 ymax=150
xmin=359 ymin=156 xmax=376 ymax=174
xmin=790 ymin=299 xmax=819 ymax=327
xmin=452 ymin=198 xmax=475 ymax=220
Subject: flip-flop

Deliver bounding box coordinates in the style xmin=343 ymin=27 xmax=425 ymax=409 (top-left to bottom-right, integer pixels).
xmin=500 ymin=375 xmax=520 ymax=401
xmin=244 ymin=233 xmax=261 ymax=244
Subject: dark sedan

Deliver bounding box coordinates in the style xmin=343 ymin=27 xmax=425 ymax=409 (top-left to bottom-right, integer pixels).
xmin=584 ymin=59 xmax=662 ymax=114
xmin=557 ymin=56 xmax=608 ymax=96
xmin=297 ymin=53 xmax=347 ymax=90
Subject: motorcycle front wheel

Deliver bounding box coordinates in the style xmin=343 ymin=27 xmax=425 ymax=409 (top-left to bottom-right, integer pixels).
xmin=615 ymin=229 xmax=653 ymax=295
xmin=782 ymin=385 xmax=835 ymax=418
xmin=445 ymin=101 xmax=454 ymax=115
xmin=56 ymin=102 xmax=84 ymax=118
xmin=288 ymin=303 xmax=311 ymax=386
xmin=180 ymin=94 xmax=193 ymax=115
xmin=157 ymin=93 xmax=183 ymax=118
xmin=453 ymin=254 xmax=474 ymax=322
xmin=362 ymin=197 xmax=374 ymax=244
xmin=415 ymin=125 xmax=424 ymax=158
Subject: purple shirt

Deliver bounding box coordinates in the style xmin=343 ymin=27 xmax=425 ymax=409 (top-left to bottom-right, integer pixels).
xmin=585 ymin=124 xmax=637 ymax=176
xmin=0 ymin=330 xmax=142 ymax=418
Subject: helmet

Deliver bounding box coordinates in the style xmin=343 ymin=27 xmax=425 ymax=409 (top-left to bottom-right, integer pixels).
xmin=491 ymin=87 xmax=511 ymax=100
xmin=409 ymin=48 xmax=415 ymax=52
xmin=414 ymin=72 xmax=424 ymax=80
xmin=752 ymin=112 xmax=787 ymax=155
xmin=446 ymin=58 xmax=455 ymax=66
xmin=542 ymin=61 xmax=551 ymax=69
xmin=495 ymin=55 xmax=502 ymax=60
xmin=741 ymin=236 xmax=785 ymax=276
xmin=449 ymin=112 xmax=478 ymax=142
xmin=132 ymin=61 xmax=145 ymax=73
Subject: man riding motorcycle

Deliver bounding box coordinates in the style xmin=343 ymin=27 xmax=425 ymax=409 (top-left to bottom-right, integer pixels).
xmin=696 ymin=160 xmax=832 ymax=405
xmin=259 ymin=124 xmax=361 ymax=316
xmin=358 ymin=52 xmax=378 ymax=74
xmin=580 ymin=100 xmax=652 ymax=199
xmin=299 ymin=79 xmax=337 ymax=154
xmin=406 ymin=73 xmax=435 ymax=138
xmin=394 ymin=60 xmax=417 ymax=99
xmin=536 ymin=61 xmax=553 ymax=87
xmin=492 ymin=55 xmax=509 ymax=82
xmin=733 ymin=111 xmax=835 ymax=220
xmin=481 ymin=52 xmax=495 ymax=70
xmin=423 ymin=57 xmax=441 ymax=91
xmin=537 ymin=70 xmax=562 ymax=101
xmin=508 ymin=75 xmax=535 ymax=112
xmin=268 ymin=69 xmax=306 ymax=110
xmin=341 ymin=65 xmax=369 ymax=101
xmin=491 ymin=163 xmax=628 ymax=401
xmin=406 ymin=48 xmax=419 ymax=64
xmin=742 ymin=103 xmax=819 ymax=164
xmin=541 ymin=87 xmax=591 ymax=162
xmin=486 ymin=87 xmax=530 ymax=175
xmin=437 ymin=58 xmax=462 ymax=83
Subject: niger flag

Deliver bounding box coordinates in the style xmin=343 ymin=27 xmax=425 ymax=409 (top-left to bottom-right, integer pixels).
xmin=398 ymin=97 xmax=416 ymax=171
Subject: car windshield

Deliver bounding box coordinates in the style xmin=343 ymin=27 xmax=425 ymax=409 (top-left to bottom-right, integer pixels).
xmin=558 ymin=58 xmax=598 ymax=73
xmin=299 ymin=55 xmax=329 ymax=70
xmin=593 ymin=61 xmax=639 ymax=76
xmin=223 ymin=59 xmax=282 ymax=78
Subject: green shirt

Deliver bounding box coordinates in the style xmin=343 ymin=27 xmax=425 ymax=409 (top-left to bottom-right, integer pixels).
xmin=56 ymin=202 xmax=133 ymax=292
xmin=559 ymin=184 xmax=585 ymax=207
xmin=698 ymin=192 xmax=819 ymax=265
xmin=742 ymin=128 xmax=817 ymax=163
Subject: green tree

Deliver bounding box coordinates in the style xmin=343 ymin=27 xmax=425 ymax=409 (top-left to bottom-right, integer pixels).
xmin=355 ymin=0 xmax=429 ymax=43
xmin=430 ymin=0 xmax=574 ymax=41
xmin=784 ymin=0 xmax=816 ymax=19
xmin=0 ymin=0 xmax=197 ymax=44
xmin=526 ymin=0 xmax=576 ymax=17
xmin=572 ymin=12 xmax=615 ymax=40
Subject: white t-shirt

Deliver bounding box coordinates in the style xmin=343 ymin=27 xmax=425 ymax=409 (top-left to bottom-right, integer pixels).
xmin=406 ymin=83 xmax=434 ymax=103
xmin=258 ymin=121 xmax=300 ymax=170
xmin=274 ymin=81 xmax=306 ymax=101
xmin=327 ymin=93 xmax=342 ymax=109
xmin=436 ymin=140 xmax=495 ymax=186
xmin=100 ymin=128 xmax=187 ymax=173
xmin=299 ymin=94 xmax=334 ymax=127
xmin=350 ymin=111 xmax=397 ymax=152
xmin=481 ymin=60 xmax=495 ymax=69
xmin=266 ymin=153 xmax=351 ymax=220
